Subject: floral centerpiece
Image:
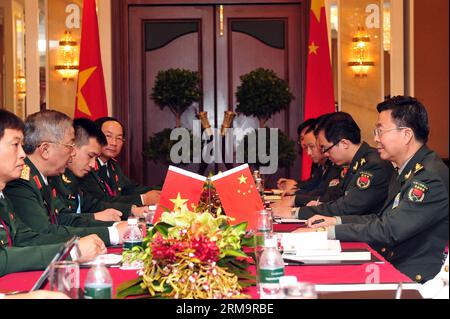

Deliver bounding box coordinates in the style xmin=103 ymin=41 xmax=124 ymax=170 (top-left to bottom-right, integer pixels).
xmin=117 ymin=206 xmax=255 ymax=299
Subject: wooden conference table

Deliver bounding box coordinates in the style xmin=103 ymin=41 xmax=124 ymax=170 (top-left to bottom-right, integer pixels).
xmin=0 ymin=223 xmax=421 ymax=299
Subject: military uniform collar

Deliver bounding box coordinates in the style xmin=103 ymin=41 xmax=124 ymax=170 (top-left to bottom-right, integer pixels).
xmin=97 ymin=157 xmax=108 ymax=167
xmin=349 ymin=142 xmax=371 ymax=173
xmin=24 ymin=157 xmax=49 ymax=189
xmin=399 ymin=145 xmax=430 ymax=183
xmin=0 ymin=192 xmax=4 ymax=199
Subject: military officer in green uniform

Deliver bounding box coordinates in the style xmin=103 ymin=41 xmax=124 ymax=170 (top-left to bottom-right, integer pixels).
xmin=302 ymin=96 xmax=449 ymax=283
xmin=54 ymin=118 xmax=150 ymax=221
xmin=0 ymin=109 xmax=105 ymax=276
xmin=272 ymin=112 xmax=395 ymax=219
xmin=4 ymin=110 xmax=128 ymax=246
xmin=79 ymin=117 xmax=160 ymax=206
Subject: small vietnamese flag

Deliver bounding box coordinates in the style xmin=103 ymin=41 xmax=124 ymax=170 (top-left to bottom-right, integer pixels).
xmin=153 ymin=166 xmax=207 ymax=223
xmin=211 ymin=164 xmax=264 ymax=231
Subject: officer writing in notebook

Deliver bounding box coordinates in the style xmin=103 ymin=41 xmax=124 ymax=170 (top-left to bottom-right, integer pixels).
xmin=301 ymin=96 xmax=449 ymax=283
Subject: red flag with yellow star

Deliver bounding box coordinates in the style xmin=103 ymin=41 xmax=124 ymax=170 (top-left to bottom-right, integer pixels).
xmin=153 ymin=166 xmax=207 ymax=222
xmin=302 ymin=0 xmax=335 ymax=180
xmin=74 ymin=0 xmax=108 ymax=119
xmin=211 ymin=164 xmax=264 ymax=231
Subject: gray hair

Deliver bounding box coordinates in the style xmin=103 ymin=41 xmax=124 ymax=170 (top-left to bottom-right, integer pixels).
xmin=23 ymin=110 xmax=73 ymax=154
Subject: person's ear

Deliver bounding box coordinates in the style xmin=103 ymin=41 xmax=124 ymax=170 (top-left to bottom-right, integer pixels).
xmin=38 ymin=142 xmax=51 ymax=160
xmin=340 ymin=139 xmax=350 ymax=150
xmin=403 ymin=128 xmax=414 ymax=145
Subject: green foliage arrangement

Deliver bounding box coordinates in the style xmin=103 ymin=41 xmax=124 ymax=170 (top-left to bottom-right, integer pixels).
xmin=235 ymin=68 xmax=294 ymax=128
xmin=151 ymin=68 xmax=201 ymax=128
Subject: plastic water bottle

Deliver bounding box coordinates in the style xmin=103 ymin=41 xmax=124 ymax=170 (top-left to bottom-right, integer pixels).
xmin=84 ymin=261 xmax=113 ymax=299
xmin=258 ymin=238 xmax=285 ymax=299
xmin=254 ymin=210 xmax=273 ymax=294
xmin=123 ymin=218 xmax=143 ymax=251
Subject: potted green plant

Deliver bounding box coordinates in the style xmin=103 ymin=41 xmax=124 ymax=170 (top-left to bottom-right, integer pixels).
xmin=235 ymin=68 xmax=294 ymax=128
xmin=145 ymin=68 xmax=201 ymax=165
xmin=150 ymin=68 xmax=201 ymax=128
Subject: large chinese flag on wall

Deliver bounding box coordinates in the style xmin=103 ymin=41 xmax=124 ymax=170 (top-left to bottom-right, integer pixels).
xmin=302 ymin=0 xmax=335 ymax=179
xmin=74 ymin=0 xmax=108 ymax=120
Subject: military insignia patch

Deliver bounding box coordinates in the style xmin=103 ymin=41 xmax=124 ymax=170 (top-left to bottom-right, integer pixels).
xmin=360 ymin=158 xmax=367 ymax=166
xmin=407 ymin=181 xmax=429 ymax=202
xmin=414 ymin=163 xmax=424 ymax=175
xmin=329 ymin=179 xmax=340 ymax=187
xmin=62 ymin=174 xmax=71 ymax=184
xmin=356 ymin=172 xmax=373 ymax=190
xmin=20 ymin=165 xmax=30 ymax=181
xmin=353 ymin=162 xmax=359 ymax=172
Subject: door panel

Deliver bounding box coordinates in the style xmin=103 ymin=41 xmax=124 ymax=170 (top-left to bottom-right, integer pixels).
xmin=128 ymin=4 xmax=305 ymax=187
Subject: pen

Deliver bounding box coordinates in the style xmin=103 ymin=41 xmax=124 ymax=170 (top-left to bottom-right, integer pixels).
xmin=311 ymin=218 xmax=325 ymax=225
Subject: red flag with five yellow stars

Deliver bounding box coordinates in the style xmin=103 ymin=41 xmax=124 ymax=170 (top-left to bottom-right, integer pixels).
xmin=153 ymin=166 xmax=207 ymax=222
xmin=211 ymin=164 xmax=264 ymax=231
xmin=302 ymin=0 xmax=335 ymax=179
xmin=74 ymin=0 xmax=108 ymax=119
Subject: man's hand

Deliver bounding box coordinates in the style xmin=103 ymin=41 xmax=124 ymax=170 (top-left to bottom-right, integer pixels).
xmin=115 ymin=221 xmax=130 ymax=244
xmin=277 ymin=178 xmax=298 ymax=193
xmin=94 ymin=209 xmax=122 ymax=222
xmin=271 ymin=202 xmax=295 ymax=218
xmin=141 ymin=190 xmax=161 ymax=206
xmin=77 ymin=234 xmax=107 ymax=263
xmin=131 ymin=205 xmax=149 ymax=218
xmin=307 ymin=215 xmax=337 ymax=228
xmin=306 ymin=200 xmax=322 ymax=207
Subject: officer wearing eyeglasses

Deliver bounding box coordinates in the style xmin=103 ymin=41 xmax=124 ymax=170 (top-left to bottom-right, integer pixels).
xmin=298 ymin=96 xmax=449 ymax=283
xmin=272 ymin=111 xmax=395 ymax=220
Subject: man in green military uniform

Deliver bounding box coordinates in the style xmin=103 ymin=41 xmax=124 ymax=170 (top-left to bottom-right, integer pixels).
xmin=79 ymin=117 xmax=160 ymax=206
xmin=54 ymin=118 xmax=149 ymax=220
xmin=0 ymin=109 xmax=105 ymax=276
xmin=5 ymin=110 xmax=128 ymax=246
xmin=303 ymin=96 xmax=449 ymax=282
xmin=272 ymin=112 xmax=395 ymax=219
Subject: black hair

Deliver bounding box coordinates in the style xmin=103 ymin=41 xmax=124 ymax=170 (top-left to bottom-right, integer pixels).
xmin=377 ymin=95 xmax=429 ymax=143
xmin=317 ymin=112 xmax=361 ymax=144
xmin=95 ymin=117 xmax=125 ymax=138
xmin=74 ymin=118 xmax=107 ymax=147
xmin=0 ymin=109 xmax=24 ymax=140
xmin=313 ymin=113 xmax=333 ymax=137
xmin=297 ymin=118 xmax=317 ymax=136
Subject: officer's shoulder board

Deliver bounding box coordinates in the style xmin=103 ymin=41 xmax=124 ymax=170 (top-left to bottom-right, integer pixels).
xmin=20 ymin=164 xmax=31 ymax=181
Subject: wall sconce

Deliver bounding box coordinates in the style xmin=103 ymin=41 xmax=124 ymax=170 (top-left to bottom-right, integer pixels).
xmin=220 ymin=111 xmax=236 ymax=136
xmin=16 ymin=71 xmax=26 ymax=98
xmin=54 ymin=30 xmax=79 ymax=81
xmin=347 ymin=26 xmax=375 ymax=77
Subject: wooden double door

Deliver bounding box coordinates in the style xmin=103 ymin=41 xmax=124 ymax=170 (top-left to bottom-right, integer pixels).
xmin=116 ymin=1 xmax=308 ymax=186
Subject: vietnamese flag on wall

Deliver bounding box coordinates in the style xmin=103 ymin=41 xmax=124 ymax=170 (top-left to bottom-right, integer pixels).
xmin=302 ymin=0 xmax=335 ymax=180
xmin=74 ymin=0 xmax=108 ymax=120
xmin=153 ymin=166 xmax=207 ymax=223
xmin=211 ymin=164 xmax=264 ymax=231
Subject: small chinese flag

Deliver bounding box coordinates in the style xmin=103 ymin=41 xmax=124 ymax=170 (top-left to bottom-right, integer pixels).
xmin=74 ymin=0 xmax=108 ymax=120
xmin=153 ymin=166 xmax=207 ymax=222
xmin=302 ymin=0 xmax=335 ymax=180
xmin=211 ymin=164 xmax=264 ymax=231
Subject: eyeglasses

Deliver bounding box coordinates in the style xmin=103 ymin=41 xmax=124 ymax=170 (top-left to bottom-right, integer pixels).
xmin=373 ymin=127 xmax=408 ymax=137
xmin=320 ymin=140 xmax=341 ymax=154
